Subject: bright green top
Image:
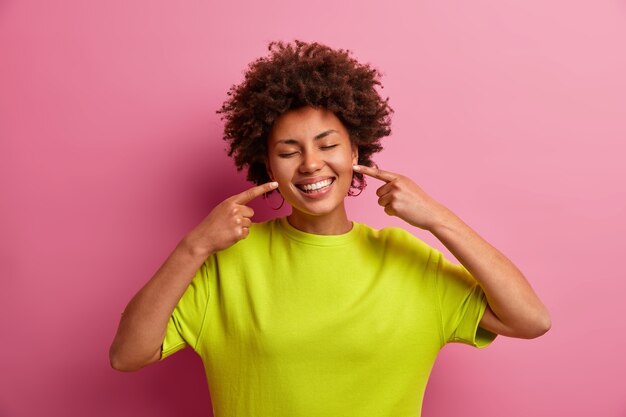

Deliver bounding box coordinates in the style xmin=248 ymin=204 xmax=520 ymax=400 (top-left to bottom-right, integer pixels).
xmin=162 ymin=217 xmax=496 ymax=416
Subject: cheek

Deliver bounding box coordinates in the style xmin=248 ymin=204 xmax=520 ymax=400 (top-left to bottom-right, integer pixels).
xmin=268 ymin=157 xmax=295 ymax=181
xmin=328 ymin=151 xmax=355 ymax=175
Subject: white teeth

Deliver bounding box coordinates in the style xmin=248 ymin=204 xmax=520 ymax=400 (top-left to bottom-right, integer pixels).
xmin=300 ymin=179 xmax=333 ymax=191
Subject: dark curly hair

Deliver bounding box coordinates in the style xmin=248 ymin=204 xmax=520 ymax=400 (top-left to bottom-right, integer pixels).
xmin=217 ymin=40 xmax=393 ymax=194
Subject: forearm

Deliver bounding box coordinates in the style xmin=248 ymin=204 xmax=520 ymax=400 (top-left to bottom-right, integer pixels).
xmin=108 ymin=181 xmax=275 ymax=371
xmin=351 ymin=164 xmax=551 ymax=337
xmin=430 ymin=207 xmax=551 ymax=337
xmin=109 ymin=238 xmax=210 ymax=371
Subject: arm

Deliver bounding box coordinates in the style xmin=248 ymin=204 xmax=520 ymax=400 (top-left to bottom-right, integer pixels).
xmin=109 ymin=181 xmax=278 ymax=371
xmin=109 ymin=240 xmax=209 ymax=372
xmin=429 ymin=206 xmax=551 ymax=339
xmin=353 ymin=165 xmax=551 ymax=339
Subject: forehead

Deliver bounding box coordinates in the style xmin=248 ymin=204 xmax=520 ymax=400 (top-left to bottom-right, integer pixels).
xmin=268 ymin=106 xmax=348 ymax=143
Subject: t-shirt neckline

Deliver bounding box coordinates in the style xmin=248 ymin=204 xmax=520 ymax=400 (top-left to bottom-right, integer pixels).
xmin=277 ymin=217 xmax=360 ymax=246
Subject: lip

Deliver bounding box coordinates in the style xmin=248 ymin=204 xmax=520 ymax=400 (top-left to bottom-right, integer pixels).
xmin=293 ymin=176 xmax=336 ymax=186
xmin=293 ymin=177 xmax=336 ymax=199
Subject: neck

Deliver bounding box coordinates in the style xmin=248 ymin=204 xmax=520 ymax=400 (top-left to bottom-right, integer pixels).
xmin=287 ymin=206 xmax=352 ymax=235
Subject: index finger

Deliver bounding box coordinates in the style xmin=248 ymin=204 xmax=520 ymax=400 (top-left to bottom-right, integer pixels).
xmin=352 ymin=165 xmax=397 ymax=183
xmin=232 ymin=181 xmax=279 ymax=204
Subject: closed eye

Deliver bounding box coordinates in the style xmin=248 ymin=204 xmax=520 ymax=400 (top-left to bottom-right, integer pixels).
xmin=278 ymin=152 xmax=298 ymax=158
xmin=321 ymin=144 xmax=338 ymax=150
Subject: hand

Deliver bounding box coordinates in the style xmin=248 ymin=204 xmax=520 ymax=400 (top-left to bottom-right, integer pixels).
xmin=183 ymin=182 xmax=279 ymax=256
xmin=353 ymin=165 xmax=450 ymax=231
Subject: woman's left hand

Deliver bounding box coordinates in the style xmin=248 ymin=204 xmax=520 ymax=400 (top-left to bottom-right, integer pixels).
xmin=353 ymin=165 xmax=451 ymax=231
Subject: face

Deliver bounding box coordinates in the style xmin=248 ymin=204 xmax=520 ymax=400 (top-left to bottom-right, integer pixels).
xmin=266 ymin=106 xmax=358 ymax=221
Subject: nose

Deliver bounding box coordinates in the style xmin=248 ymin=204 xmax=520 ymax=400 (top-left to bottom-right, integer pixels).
xmin=299 ymin=149 xmax=324 ymax=173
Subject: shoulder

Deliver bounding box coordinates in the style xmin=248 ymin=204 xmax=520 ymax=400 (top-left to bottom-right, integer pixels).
xmin=249 ymin=217 xmax=276 ymax=235
xmin=357 ymin=223 xmax=434 ymax=257
xmin=232 ymin=217 xmax=279 ymax=249
xmin=359 ymin=223 xmax=427 ymax=246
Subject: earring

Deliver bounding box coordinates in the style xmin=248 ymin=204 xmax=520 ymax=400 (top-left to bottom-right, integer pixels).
xmin=347 ymin=174 xmax=366 ymax=197
xmin=263 ymin=191 xmax=285 ymax=210
xmin=347 ymin=187 xmax=364 ymax=197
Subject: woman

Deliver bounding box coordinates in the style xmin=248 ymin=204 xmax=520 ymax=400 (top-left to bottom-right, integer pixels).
xmin=110 ymin=40 xmax=551 ymax=416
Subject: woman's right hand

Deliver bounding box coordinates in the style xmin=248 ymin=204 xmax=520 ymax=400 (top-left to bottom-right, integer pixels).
xmin=183 ymin=181 xmax=279 ymax=256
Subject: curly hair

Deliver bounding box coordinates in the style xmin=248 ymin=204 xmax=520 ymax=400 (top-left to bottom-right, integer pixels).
xmin=217 ymin=40 xmax=393 ymax=194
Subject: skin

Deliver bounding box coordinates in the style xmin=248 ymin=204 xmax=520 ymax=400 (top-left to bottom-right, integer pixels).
xmin=352 ymin=164 xmax=551 ymax=338
xmin=268 ymin=105 xmax=550 ymax=338
xmin=266 ymin=106 xmax=359 ymax=235
xmin=109 ymin=181 xmax=278 ymax=371
xmin=110 ymin=105 xmax=550 ymax=372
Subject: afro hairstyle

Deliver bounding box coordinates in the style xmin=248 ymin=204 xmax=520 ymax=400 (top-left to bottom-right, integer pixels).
xmin=217 ymin=40 xmax=393 ymax=194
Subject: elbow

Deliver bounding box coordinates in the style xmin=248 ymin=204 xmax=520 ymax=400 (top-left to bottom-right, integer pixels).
xmin=109 ymin=357 xmax=135 ymax=373
xmin=521 ymin=313 xmax=552 ymax=339
xmin=109 ymin=347 xmax=135 ymax=372
xmin=537 ymin=315 xmax=552 ymax=337
xmin=109 ymin=345 xmax=155 ymax=373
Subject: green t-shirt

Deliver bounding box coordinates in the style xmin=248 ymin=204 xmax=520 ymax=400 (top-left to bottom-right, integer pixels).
xmin=162 ymin=217 xmax=496 ymax=416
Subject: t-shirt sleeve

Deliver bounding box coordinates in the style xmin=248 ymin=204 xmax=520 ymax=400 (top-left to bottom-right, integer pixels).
xmin=160 ymin=257 xmax=212 ymax=360
xmin=432 ymin=249 xmax=497 ymax=348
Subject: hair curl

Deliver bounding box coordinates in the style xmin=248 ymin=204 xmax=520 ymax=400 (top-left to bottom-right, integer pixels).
xmin=217 ymin=40 xmax=393 ymax=194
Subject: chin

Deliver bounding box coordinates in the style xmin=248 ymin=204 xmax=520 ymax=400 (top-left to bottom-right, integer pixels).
xmin=286 ymin=184 xmax=350 ymax=217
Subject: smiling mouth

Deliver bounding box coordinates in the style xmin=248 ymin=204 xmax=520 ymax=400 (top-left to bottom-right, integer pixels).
xmin=295 ymin=178 xmax=335 ymax=194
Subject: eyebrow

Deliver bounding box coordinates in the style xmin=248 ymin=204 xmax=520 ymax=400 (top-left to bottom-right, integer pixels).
xmin=276 ymin=129 xmax=338 ymax=145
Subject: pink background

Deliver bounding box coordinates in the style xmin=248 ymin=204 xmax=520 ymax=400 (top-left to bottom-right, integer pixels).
xmin=1 ymin=0 xmax=625 ymax=416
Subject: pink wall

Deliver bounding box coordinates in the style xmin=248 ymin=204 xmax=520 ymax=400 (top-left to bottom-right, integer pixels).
xmin=1 ymin=0 xmax=625 ymax=416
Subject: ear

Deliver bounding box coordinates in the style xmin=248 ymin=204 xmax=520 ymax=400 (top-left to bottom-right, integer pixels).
xmin=265 ymin=157 xmax=274 ymax=181
xmin=351 ymin=144 xmax=359 ymax=165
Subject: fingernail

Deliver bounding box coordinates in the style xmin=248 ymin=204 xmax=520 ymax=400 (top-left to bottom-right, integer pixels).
xmin=352 ymin=165 xmax=361 ymax=171
xmin=270 ymin=181 xmax=278 ymax=188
